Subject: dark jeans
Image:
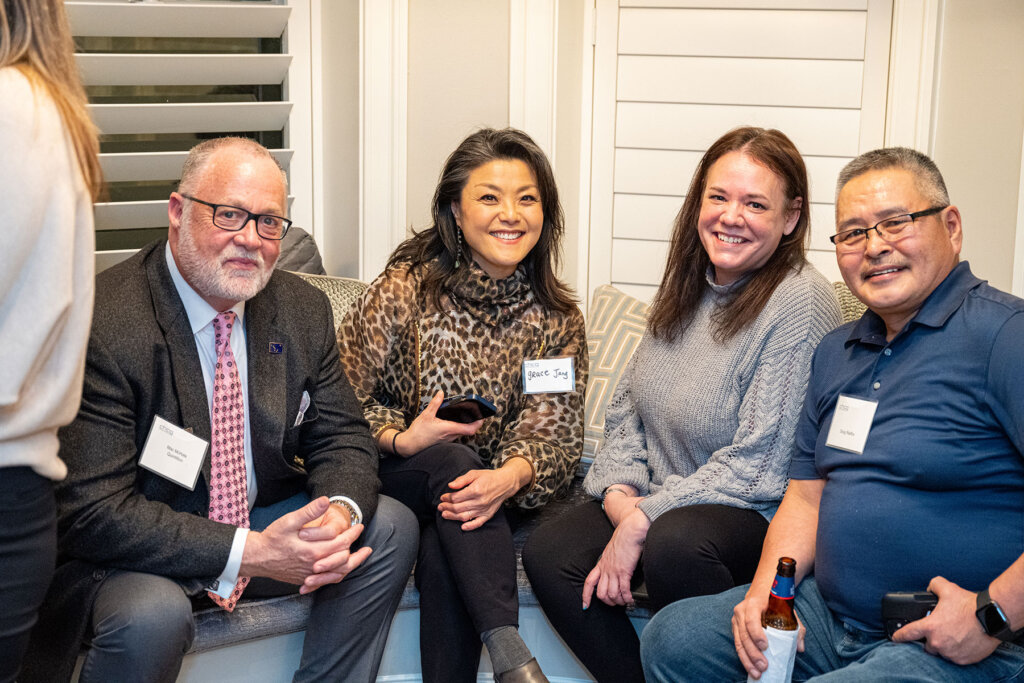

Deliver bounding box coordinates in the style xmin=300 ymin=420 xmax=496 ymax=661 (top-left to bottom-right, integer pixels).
xmin=0 ymin=467 xmax=57 ymax=683
xmin=379 ymin=442 xmax=520 ymax=683
xmin=522 ymin=499 xmax=769 ymax=683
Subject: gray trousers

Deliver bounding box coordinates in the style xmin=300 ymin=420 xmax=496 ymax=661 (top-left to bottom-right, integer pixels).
xmin=78 ymin=495 xmax=418 ymax=683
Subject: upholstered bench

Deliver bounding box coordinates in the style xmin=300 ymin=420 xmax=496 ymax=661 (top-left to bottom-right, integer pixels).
xmin=170 ymin=274 xmax=863 ymax=681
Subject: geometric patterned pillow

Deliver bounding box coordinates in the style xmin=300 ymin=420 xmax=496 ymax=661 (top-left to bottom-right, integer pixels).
xmin=831 ymin=280 xmax=867 ymax=324
xmin=582 ymin=285 xmax=650 ymax=468
xmin=293 ymin=272 xmax=369 ymax=332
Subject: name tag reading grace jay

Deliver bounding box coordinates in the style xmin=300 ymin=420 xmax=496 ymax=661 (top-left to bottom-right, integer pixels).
xmin=522 ymin=357 xmax=575 ymax=394
xmin=825 ymin=394 xmax=878 ymax=455
xmin=139 ymin=415 xmax=209 ymax=490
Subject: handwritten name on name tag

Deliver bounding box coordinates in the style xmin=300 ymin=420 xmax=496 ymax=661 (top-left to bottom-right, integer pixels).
xmin=522 ymin=357 xmax=575 ymax=394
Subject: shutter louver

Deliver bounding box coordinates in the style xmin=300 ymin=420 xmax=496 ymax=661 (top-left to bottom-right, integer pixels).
xmin=67 ymin=0 xmax=295 ymax=254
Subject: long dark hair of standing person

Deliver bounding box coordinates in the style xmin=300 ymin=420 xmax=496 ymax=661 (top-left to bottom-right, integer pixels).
xmin=388 ymin=127 xmax=577 ymax=314
xmin=647 ymin=127 xmax=810 ymax=342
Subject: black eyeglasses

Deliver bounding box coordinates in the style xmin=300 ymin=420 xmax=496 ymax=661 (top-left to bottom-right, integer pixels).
xmin=830 ymin=206 xmax=947 ymax=251
xmin=181 ymin=194 xmax=292 ymax=240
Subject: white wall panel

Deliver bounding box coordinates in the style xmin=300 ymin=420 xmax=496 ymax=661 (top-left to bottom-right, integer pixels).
xmin=807 ymin=249 xmax=842 ymax=283
xmin=620 ymin=0 xmax=865 ymax=8
xmin=618 ymin=56 xmax=863 ymax=108
xmin=616 ymin=102 xmax=861 ymax=157
xmin=611 ymin=239 xmax=669 ymax=286
xmin=804 ymin=155 xmax=850 ymax=212
xmin=613 ymin=194 xmax=681 ymax=241
xmin=613 ymin=149 xmax=700 ymax=195
xmin=614 ymin=282 xmax=659 ymax=302
xmin=619 ymin=8 xmax=865 ymax=59
xmin=809 ymin=202 xmax=838 ymax=250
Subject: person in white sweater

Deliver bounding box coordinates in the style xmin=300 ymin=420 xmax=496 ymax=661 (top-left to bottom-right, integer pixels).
xmin=523 ymin=127 xmax=842 ymax=682
xmin=0 ymin=2 xmax=102 ymax=680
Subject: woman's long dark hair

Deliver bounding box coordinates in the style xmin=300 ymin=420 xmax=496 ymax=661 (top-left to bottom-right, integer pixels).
xmin=387 ymin=127 xmax=577 ymax=314
xmin=646 ymin=127 xmax=810 ymax=342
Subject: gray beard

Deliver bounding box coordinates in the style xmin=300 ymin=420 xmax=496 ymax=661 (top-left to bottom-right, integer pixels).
xmin=176 ymin=219 xmax=274 ymax=305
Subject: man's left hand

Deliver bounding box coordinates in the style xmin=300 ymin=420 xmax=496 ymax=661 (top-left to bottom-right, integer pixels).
xmin=298 ymin=502 xmax=368 ymax=594
xmin=893 ymin=576 xmax=1000 ymax=665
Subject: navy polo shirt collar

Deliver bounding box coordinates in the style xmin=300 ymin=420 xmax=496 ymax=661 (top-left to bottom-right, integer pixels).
xmin=845 ymin=261 xmax=983 ymax=348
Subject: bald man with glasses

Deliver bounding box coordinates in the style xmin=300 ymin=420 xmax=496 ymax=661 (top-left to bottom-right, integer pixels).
xmin=641 ymin=147 xmax=1024 ymax=683
xmin=24 ymin=137 xmax=418 ymax=683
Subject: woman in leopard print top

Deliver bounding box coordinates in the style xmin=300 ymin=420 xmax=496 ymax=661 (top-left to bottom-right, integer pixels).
xmin=337 ymin=128 xmax=587 ymax=683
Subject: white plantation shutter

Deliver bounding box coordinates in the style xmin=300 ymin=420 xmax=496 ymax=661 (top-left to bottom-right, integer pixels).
xmin=588 ymin=0 xmax=893 ymax=301
xmin=66 ymin=0 xmax=308 ymax=263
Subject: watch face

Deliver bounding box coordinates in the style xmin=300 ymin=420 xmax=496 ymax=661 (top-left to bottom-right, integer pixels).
xmin=980 ymin=602 xmax=1010 ymax=635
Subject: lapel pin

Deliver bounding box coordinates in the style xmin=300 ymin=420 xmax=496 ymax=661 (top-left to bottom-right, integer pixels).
xmin=269 ymin=342 xmax=283 ymax=354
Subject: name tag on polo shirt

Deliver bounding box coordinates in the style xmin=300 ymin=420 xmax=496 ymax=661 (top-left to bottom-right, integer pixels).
xmin=523 ymin=357 xmax=575 ymax=394
xmin=139 ymin=416 xmax=209 ymax=490
xmin=825 ymin=394 xmax=878 ymax=455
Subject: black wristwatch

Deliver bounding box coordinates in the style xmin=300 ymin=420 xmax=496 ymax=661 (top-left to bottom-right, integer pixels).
xmin=976 ymin=588 xmax=1017 ymax=642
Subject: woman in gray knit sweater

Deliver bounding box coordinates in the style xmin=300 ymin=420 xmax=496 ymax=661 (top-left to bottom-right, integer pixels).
xmin=523 ymin=127 xmax=842 ymax=682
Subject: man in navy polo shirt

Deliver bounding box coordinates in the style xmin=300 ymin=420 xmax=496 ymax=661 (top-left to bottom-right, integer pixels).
xmin=640 ymin=147 xmax=1024 ymax=682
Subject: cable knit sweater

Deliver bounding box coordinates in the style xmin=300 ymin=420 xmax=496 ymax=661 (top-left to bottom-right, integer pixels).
xmin=584 ymin=264 xmax=842 ymax=522
xmin=337 ymin=259 xmax=588 ymax=509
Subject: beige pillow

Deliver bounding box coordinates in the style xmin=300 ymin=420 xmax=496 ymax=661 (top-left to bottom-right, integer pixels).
xmin=583 ymin=285 xmax=650 ymax=468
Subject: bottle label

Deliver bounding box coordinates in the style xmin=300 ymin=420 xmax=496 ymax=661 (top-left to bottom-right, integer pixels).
xmin=770 ymin=574 xmax=794 ymax=600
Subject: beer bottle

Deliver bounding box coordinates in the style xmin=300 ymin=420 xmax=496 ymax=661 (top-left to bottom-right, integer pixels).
xmin=747 ymin=557 xmax=798 ymax=683
xmin=762 ymin=557 xmax=797 ymax=630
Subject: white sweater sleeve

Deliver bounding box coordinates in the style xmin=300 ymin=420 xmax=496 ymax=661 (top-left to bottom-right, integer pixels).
xmin=0 ymin=68 xmax=95 ymax=479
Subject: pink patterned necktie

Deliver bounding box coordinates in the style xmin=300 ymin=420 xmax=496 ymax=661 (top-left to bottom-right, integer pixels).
xmin=207 ymin=311 xmax=250 ymax=611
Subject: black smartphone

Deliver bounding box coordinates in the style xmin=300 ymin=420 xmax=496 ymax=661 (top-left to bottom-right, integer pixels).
xmin=882 ymin=591 xmax=938 ymax=639
xmin=435 ymin=394 xmax=497 ymax=423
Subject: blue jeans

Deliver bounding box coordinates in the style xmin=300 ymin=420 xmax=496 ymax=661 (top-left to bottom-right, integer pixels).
xmin=641 ymin=577 xmax=1024 ymax=683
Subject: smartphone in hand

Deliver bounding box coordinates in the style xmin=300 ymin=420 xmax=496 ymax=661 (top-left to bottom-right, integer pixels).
xmin=435 ymin=394 xmax=497 ymax=423
xmin=882 ymin=591 xmax=938 ymax=639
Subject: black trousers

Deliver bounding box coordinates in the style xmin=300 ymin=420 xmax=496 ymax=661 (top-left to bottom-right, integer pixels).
xmin=522 ymin=499 xmax=769 ymax=683
xmin=379 ymin=442 xmax=520 ymax=683
xmin=0 ymin=467 xmax=57 ymax=683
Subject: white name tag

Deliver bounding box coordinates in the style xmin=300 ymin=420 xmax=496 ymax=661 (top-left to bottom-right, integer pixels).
xmin=522 ymin=357 xmax=575 ymax=394
xmin=825 ymin=394 xmax=878 ymax=455
xmin=138 ymin=415 xmax=209 ymax=490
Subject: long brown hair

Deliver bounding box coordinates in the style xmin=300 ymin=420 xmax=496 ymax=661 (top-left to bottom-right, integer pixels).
xmin=0 ymin=0 xmax=102 ymax=199
xmin=646 ymin=127 xmax=809 ymax=342
xmin=387 ymin=127 xmax=577 ymax=314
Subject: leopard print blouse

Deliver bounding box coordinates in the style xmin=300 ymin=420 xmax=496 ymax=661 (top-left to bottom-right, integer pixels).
xmin=336 ymin=259 xmax=588 ymax=509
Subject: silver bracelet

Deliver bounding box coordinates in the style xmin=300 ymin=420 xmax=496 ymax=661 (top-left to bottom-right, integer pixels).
xmin=328 ymin=496 xmax=362 ymax=526
xmin=600 ymin=485 xmax=630 ymax=512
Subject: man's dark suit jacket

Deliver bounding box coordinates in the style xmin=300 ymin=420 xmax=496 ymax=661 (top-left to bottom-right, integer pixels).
xmin=24 ymin=240 xmax=380 ymax=682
